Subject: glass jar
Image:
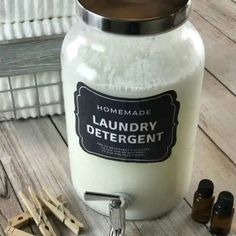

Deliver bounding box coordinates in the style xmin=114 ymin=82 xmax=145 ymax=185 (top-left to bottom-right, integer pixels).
xmin=61 ymin=0 xmax=205 ymax=220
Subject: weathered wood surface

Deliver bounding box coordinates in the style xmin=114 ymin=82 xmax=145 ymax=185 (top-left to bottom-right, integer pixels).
xmin=1 ymin=112 xmax=235 ymax=235
xmin=0 ymin=35 xmax=64 ymax=77
xmin=1 ymin=0 xmax=236 ymax=235
xmin=0 ymin=118 xmax=214 ymax=236
xmin=0 ymin=162 xmax=33 ymax=234
xmin=190 ymin=11 xmax=236 ymax=94
xmin=0 ymin=119 xmax=129 ymax=236
xmin=200 ymin=71 xmax=236 ymax=163
xmin=192 ymin=0 xmax=236 ymax=42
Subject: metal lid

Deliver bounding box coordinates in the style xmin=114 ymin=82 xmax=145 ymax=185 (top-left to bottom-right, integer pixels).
xmin=76 ymin=0 xmax=191 ymax=35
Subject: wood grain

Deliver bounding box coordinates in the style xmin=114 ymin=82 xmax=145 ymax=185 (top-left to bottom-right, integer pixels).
xmin=199 ymin=71 xmax=236 ymax=163
xmin=0 ymin=163 xmax=8 ymax=198
xmin=0 ymin=35 xmax=64 ymax=77
xmin=0 ymin=162 xmax=33 ymax=234
xmin=0 ymin=224 xmax=5 ymax=235
xmin=189 ymin=129 xmax=236 ymax=234
xmin=190 ymin=12 xmax=236 ymax=94
xmin=192 ymin=0 xmax=236 ymax=42
xmin=135 ymin=202 xmax=210 ymax=236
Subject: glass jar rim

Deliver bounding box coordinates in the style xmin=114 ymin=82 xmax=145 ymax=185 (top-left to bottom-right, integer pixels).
xmin=76 ymin=0 xmax=192 ymax=36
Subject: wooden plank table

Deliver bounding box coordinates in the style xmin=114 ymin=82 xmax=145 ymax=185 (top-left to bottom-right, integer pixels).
xmin=0 ymin=0 xmax=236 ymax=235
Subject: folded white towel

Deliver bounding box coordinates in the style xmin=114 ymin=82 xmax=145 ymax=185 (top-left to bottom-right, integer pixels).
xmin=0 ymin=0 xmax=76 ymax=120
xmin=0 ymin=16 xmax=76 ymax=120
xmin=0 ymin=71 xmax=64 ymax=120
xmin=0 ymin=16 xmax=76 ymax=40
xmin=0 ymin=0 xmax=75 ymax=23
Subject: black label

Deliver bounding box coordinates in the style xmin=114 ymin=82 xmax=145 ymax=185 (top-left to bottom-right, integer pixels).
xmin=74 ymin=82 xmax=180 ymax=163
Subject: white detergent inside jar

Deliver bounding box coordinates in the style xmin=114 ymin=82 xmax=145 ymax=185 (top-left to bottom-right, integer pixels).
xmin=62 ymin=16 xmax=205 ymax=220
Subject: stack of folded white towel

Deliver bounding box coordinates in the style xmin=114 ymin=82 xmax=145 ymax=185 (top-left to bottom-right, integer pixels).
xmin=0 ymin=0 xmax=75 ymax=22
xmin=0 ymin=0 xmax=76 ymax=40
xmin=0 ymin=0 xmax=76 ymax=120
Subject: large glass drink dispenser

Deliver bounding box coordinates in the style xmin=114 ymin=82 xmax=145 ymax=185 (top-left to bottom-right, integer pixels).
xmin=61 ymin=0 xmax=205 ymax=220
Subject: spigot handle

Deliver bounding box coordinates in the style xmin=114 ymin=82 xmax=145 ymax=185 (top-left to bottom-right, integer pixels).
xmin=84 ymin=191 xmax=131 ymax=236
xmin=84 ymin=192 xmax=121 ymax=202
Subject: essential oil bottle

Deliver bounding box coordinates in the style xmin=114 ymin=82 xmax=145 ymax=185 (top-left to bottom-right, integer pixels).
xmin=191 ymin=179 xmax=215 ymax=223
xmin=210 ymin=191 xmax=234 ymax=235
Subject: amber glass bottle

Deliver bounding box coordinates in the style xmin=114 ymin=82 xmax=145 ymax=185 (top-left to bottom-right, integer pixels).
xmin=191 ymin=179 xmax=215 ymax=223
xmin=210 ymin=191 xmax=234 ymax=235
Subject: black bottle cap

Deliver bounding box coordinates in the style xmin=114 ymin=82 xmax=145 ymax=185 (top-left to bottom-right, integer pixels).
xmin=197 ymin=179 xmax=214 ymax=198
xmin=214 ymin=191 xmax=234 ymax=216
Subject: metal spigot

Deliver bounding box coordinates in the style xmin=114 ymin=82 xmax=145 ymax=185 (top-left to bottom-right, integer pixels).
xmin=84 ymin=192 xmax=131 ymax=236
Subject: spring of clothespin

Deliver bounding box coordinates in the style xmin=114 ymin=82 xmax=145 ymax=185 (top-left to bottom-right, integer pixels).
xmin=19 ymin=187 xmax=58 ymax=236
xmin=4 ymin=226 xmax=35 ymax=236
xmin=39 ymin=188 xmax=84 ymax=235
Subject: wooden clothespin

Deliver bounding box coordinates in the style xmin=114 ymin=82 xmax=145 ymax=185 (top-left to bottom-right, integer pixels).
xmin=39 ymin=188 xmax=84 ymax=235
xmin=7 ymin=212 xmax=31 ymax=229
xmin=4 ymin=226 xmax=34 ymax=236
xmin=8 ymin=196 xmax=66 ymax=229
xmin=19 ymin=187 xmax=58 ymax=236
